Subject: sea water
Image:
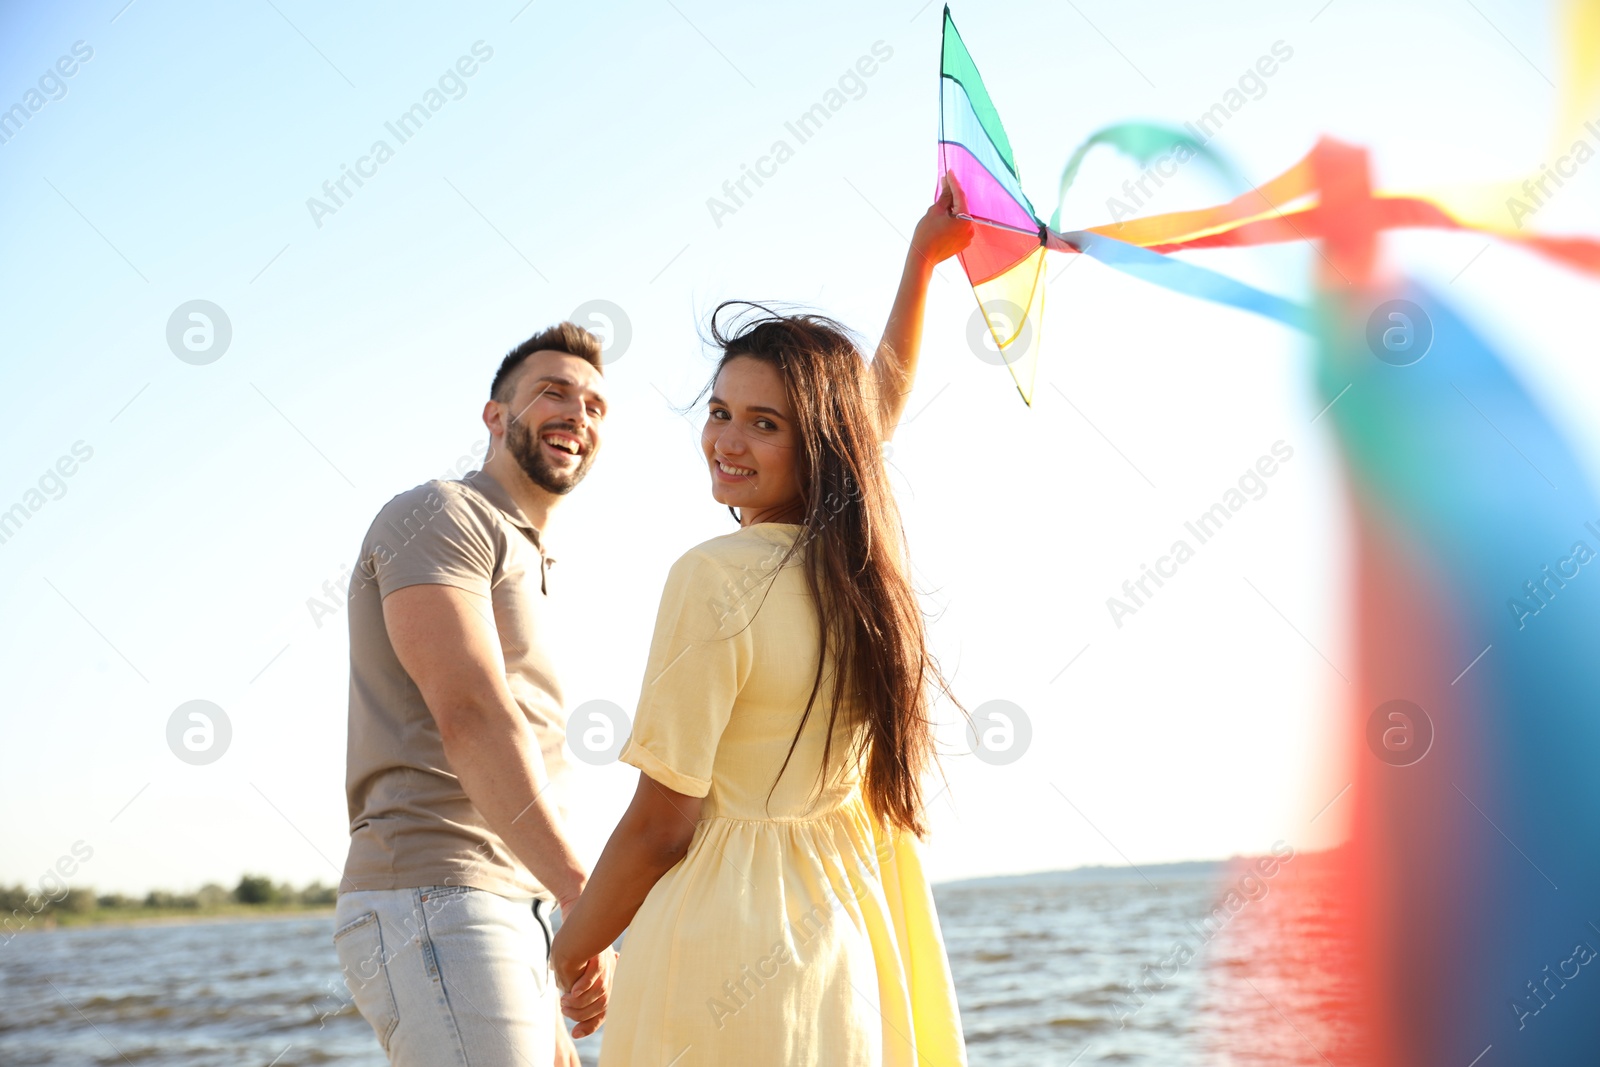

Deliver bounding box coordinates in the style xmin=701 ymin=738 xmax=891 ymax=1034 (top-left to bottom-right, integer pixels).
xmin=0 ymin=859 xmax=1355 ymax=1065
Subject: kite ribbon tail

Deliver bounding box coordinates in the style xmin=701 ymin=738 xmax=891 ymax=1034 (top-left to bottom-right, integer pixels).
xmin=1049 ymin=228 xmax=1315 ymax=334
xmin=1047 ymin=122 xmax=1248 ymax=232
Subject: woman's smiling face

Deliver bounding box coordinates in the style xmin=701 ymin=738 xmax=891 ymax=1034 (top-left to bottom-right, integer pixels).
xmin=701 ymin=355 xmax=804 ymax=525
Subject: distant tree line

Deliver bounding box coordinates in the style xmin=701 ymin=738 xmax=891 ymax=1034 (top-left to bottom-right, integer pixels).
xmin=1 ymin=875 xmax=338 ymax=919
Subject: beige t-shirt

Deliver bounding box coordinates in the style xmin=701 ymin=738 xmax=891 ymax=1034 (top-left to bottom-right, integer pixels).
xmin=341 ymin=469 xmax=570 ymax=900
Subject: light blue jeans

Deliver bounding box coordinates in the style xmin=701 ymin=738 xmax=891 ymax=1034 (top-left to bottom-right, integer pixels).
xmin=333 ymin=885 xmax=557 ymax=1067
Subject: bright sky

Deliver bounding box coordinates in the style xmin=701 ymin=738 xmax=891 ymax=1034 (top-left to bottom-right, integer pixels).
xmin=3 ymin=0 xmax=1598 ymax=895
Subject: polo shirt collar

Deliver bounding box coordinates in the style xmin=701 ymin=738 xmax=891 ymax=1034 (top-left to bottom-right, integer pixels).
xmin=464 ymin=468 xmax=544 ymax=549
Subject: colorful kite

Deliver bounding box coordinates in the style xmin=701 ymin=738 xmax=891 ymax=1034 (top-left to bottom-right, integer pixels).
xmin=939 ymin=5 xmax=1600 ymax=405
xmin=940 ymin=3 xmax=1600 ymax=1062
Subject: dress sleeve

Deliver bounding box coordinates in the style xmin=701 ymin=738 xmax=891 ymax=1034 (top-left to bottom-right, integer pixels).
xmin=620 ymin=548 xmax=756 ymax=797
xmin=367 ymin=484 xmax=497 ymax=600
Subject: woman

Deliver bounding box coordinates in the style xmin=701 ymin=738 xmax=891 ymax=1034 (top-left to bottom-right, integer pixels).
xmin=551 ymin=175 xmax=975 ymax=1065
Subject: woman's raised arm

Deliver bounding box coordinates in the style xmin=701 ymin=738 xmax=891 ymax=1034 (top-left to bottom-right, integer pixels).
xmin=869 ymin=172 xmax=974 ymax=439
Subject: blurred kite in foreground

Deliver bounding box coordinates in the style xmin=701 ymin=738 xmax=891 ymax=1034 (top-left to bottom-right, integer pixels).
xmin=940 ymin=3 xmax=1600 ymax=1063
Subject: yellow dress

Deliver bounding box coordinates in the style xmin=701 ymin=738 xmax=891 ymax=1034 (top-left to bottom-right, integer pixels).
xmin=600 ymin=523 xmax=968 ymax=1067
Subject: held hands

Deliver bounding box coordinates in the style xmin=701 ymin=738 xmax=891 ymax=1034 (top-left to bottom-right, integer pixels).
xmin=552 ymin=937 xmax=616 ymax=1040
xmin=911 ymin=171 xmax=976 ymax=268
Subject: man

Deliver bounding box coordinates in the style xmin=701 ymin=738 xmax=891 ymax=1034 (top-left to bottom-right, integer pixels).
xmin=334 ymin=322 xmax=614 ymax=1067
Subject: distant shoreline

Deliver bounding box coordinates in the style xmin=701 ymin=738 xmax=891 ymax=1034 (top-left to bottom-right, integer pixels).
xmin=934 ymin=858 xmax=1227 ymax=890
xmin=11 ymin=905 xmax=336 ymax=934
xmin=932 ymin=846 xmax=1342 ymax=890
xmin=11 ymin=850 xmax=1341 ymax=932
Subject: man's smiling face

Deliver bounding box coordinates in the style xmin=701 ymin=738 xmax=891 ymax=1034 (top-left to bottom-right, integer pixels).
xmin=499 ymin=350 xmax=608 ymax=495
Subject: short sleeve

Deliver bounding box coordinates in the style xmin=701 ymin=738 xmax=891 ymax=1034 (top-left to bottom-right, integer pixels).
xmin=366 ymin=484 xmax=497 ymax=600
xmin=620 ymin=549 xmax=755 ymax=797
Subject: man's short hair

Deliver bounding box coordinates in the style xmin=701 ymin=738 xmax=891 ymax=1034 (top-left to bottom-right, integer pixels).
xmin=491 ymin=322 xmax=604 ymax=402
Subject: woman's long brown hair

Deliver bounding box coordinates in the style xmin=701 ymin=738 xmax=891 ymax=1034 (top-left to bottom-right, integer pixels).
xmin=704 ymin=301 xmax=952 ymax=839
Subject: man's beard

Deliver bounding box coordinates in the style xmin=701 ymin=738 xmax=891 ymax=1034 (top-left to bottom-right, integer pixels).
xmin=505 ymin=418 xmax=596 ymax=495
